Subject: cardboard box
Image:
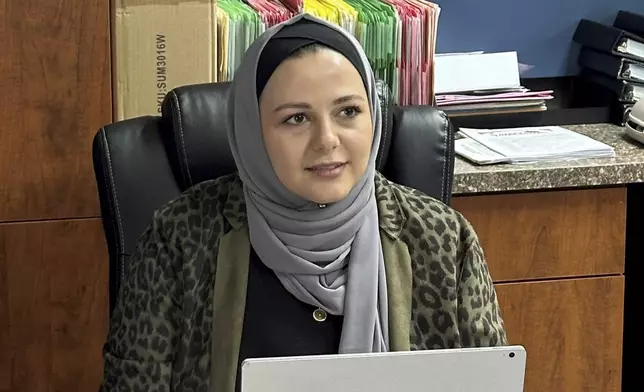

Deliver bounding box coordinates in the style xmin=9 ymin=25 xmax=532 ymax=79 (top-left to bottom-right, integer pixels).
xmin=111 ymin=0 xmax=217 ymax=120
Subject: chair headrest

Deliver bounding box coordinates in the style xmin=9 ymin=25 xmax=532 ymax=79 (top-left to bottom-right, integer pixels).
xmin=161 ymin=80 xmax=394 ymax=190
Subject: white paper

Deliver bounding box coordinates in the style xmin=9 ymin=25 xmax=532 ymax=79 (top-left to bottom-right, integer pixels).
xmin=456 ymin=126 xmax=615 ymax=165
xmin=455 ymin=138 xmax=509 ymax=165
xmin=434 ymin=51 xmax=521 ymax=94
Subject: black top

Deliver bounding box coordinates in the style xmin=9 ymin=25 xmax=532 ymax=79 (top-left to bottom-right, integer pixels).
xmin=236 ymin=248 xmax=344 ymax=391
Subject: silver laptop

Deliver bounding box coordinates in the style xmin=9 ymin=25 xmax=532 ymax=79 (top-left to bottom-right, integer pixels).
xmin=241 ymin=345 xmax=526 ymax=392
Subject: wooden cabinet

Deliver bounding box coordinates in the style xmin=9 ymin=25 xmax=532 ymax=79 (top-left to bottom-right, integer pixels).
xmin=454 ymin=187 xmax=626 ymax=392
xmin=0 ymin=0 xmax=111 ymax=391
xmin=496 ymin=277 xmax=624 ymax=392
xmin=453 ymin=188 xmax=626 ymax=281
xmin=0 ymin=0 xmax=111 ymax=222
xmin=0 ymin=219 xmax=108 ymax=392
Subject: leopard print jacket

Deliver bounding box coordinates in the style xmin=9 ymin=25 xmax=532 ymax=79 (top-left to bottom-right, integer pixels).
xmin=100 ymin=172 xmax=507 ymax=391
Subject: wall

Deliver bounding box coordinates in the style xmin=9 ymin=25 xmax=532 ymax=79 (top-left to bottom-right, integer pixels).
xmin=0 ymin=1 xmax=111 ymax=391
xmin=434 ymin=0 xmax=644 ymax=77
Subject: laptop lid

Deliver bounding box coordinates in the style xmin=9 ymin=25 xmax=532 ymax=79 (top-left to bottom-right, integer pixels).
xmin=241 ymin=345 xmax=526 ymax=392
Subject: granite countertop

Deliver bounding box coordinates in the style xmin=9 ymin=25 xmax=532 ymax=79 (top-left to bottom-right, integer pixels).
xmin=453 ymin=123 xmax=644 ymax=195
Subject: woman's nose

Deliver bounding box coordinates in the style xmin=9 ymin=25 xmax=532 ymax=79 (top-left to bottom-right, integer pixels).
xmin=311 ymin=119 xmax=340 ymax=152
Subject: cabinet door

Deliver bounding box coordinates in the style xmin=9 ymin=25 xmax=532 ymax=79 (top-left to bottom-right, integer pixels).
xmin=0 ymin=0 xmax=111 ymax=222
xmin=453 ymin=188 xmax=626 ymax=281
xmin=0 ymin=219 xmax=108 ymax=392
xmin=495 ymin=277 xmax=624 ymax=392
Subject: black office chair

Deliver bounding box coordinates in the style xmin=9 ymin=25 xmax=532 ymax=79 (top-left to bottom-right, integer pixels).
xmin=92 ymin=80 xmax=456 ymax=316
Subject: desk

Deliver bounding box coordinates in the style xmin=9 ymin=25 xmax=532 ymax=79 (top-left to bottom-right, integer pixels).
xmin=451 ymin=124 xmax=644 ymax=392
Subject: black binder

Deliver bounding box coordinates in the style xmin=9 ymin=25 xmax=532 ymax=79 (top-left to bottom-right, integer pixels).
xmin=614 ymin=10 xmax=644 ymax=39
xmin=578 ymin=47 xmax=644 ymax=83
xmin=580 ymin=68 xmax=644 ymax=103
xmin=612 ymin=102 xmax=634 ymax=126
xmin=573 ymin=19 xmax=644 ymax=62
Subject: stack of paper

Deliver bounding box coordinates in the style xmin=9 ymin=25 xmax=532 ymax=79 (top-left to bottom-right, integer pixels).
xmin=343 ymin=0 xmax=397 ymax=98
xmin=455 ymin=126 xmax=615 ymax=165
xmin=216 ymin=0 xmax=440 ymax=105
xmin=303 ymin=0 xmax=358 ymax=35
xmin=436 ymin=89 xmax=555 ymax=116
xmin=379 ymin=0 xmax=440 ymax=105
xmin=434 ymin=52 xmax=554 ymax=116
xmin=217 ymin=0 xmax=294 ymax=82
xmin=247 ymin=0 xmax=296 ymax=29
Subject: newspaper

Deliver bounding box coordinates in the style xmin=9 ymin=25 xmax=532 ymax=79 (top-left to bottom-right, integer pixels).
xmin=455 ymin=126 xmax=615 ymax=165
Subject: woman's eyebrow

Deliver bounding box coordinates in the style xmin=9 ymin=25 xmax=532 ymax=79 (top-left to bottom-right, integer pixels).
xmin=273 ymin=94 xmax=365 ymax=113
xmin=273 ymin=102 xmax=311 ymax=113
xmin=332 ymin=94 xmax=365 ymax=105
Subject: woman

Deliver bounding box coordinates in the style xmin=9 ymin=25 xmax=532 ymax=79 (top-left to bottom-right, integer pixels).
xmin=100 ymin=13 xmax=507 ymax=392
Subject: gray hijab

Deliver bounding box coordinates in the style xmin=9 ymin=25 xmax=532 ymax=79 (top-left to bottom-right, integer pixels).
xmin=226 ymin=13 xmax=389 ymax=354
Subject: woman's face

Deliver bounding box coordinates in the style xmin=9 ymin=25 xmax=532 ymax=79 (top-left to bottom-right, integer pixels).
xmin=258 ymin=47 xmax=373 ymax=205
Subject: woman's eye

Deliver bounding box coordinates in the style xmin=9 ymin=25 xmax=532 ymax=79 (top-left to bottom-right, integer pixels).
xmin=341 ymin=106 xmax=361 ymax=118
xmin=285 ymin=113 xmax=307 ymax=125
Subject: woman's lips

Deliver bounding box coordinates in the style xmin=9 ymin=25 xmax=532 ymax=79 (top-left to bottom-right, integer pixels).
xmin=306 ymin=162 xmax=347 ymax=178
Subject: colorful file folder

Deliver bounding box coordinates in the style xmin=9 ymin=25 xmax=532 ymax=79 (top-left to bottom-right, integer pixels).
xmin=216 ymin=0 xmax=439 ymax=105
